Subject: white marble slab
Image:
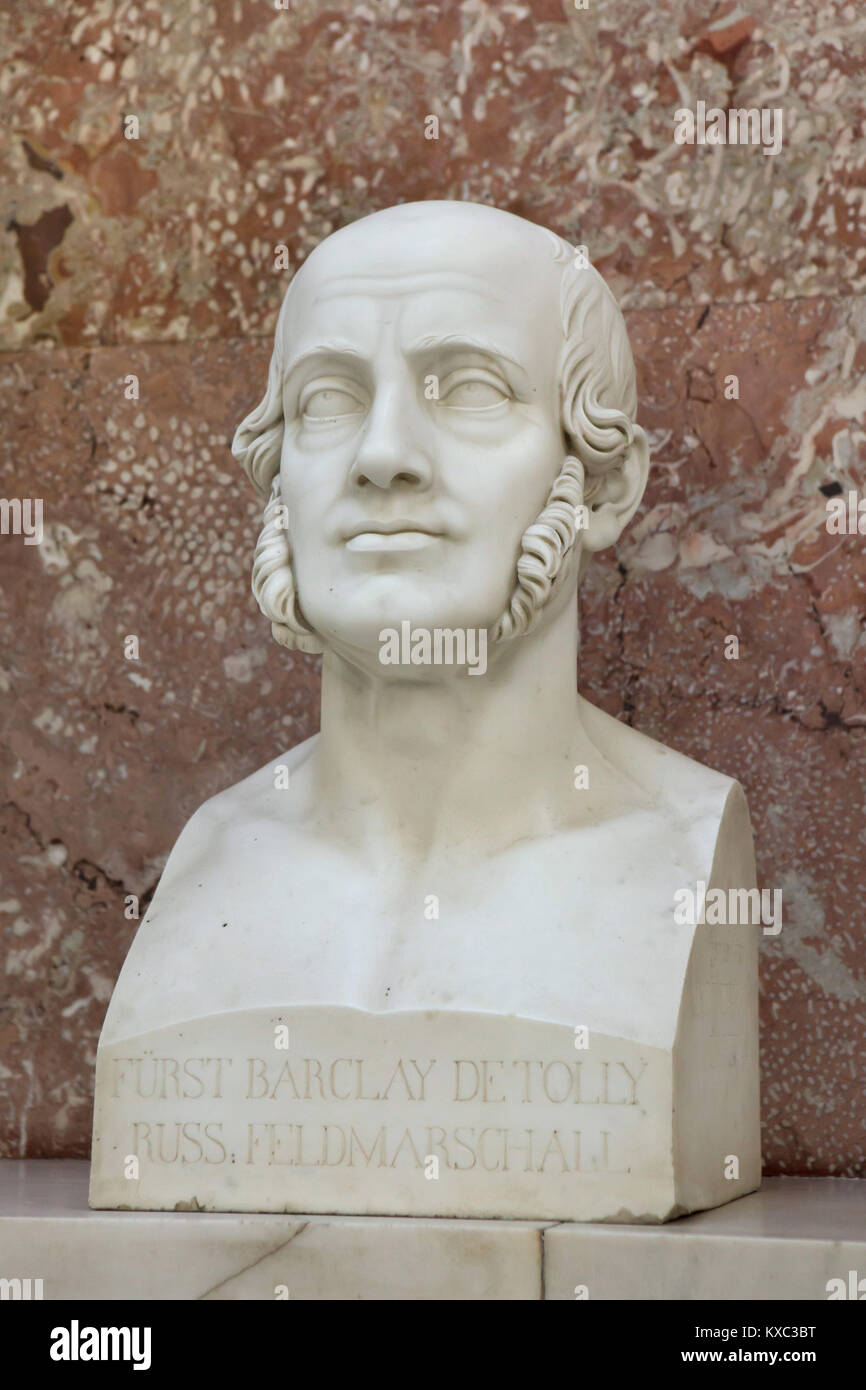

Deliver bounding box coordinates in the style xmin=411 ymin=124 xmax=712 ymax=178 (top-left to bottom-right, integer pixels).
xmin=0 ymin=1161 xmax=544 ymax=1301
xmin=544 ymin=1176 xmax=866 ymax=1300
xmin=2 ymin=1162 xmax=863 ymax=1300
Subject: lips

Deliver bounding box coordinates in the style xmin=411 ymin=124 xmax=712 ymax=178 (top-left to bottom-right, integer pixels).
xmin=344 ymin=527 xmax=442 ymax=554
xmin=343 ymin=519 xmax=442 ymax=540
xmin=341 ymin=518 xmax=444 ymax=555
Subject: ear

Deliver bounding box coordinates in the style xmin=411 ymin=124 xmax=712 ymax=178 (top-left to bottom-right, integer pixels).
xmin=580 ymin=425 xmax=650 ymax=554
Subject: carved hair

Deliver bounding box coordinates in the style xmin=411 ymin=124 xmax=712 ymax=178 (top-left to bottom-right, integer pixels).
xmin=233 ymin=227 xmax=639 ymax=654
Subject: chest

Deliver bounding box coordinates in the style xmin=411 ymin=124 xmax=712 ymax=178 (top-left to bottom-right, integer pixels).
xmin=206 ymin=816 xmax=698 ymax=1034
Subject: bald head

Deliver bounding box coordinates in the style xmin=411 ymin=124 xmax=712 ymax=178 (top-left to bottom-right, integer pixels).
xmin=293 ymin=200 xmax=567 ymax=300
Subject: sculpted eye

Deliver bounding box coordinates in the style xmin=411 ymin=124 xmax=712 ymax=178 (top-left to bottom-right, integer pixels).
xmin=439 ymin=373 xmax=509 ymax=410
xmin=301 ymin=386 xmax=366 ymax=421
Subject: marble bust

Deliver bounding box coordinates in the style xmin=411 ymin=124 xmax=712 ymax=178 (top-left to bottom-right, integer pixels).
xmin=90 ymin=201 xmax=761 ymax=1222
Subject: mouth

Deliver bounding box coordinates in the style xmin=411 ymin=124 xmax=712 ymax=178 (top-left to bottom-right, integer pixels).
xmin=344 ymin=521 xmax=444 ymax=553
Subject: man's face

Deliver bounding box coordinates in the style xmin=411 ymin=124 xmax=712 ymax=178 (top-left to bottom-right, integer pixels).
xmin=278 ymin=207 xmax=567 ymax=661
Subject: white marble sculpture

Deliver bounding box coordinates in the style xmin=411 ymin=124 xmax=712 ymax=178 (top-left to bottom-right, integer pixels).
xmin=90 ymin=201 xmax=761 ymax=1221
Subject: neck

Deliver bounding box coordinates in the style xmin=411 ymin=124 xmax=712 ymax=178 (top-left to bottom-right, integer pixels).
xmin=310 ymin=602 xmax=591 ymax=863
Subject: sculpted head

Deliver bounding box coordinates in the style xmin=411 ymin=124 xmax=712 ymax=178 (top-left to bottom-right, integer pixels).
xmin=232 ymin=201 xmax=649 ymax=668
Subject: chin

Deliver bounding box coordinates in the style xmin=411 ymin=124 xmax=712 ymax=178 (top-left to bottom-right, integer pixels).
xmin=312 ymin=601 xmax=501 ymax=663
xmin=318 ymin=579 xmax=494 ymax=632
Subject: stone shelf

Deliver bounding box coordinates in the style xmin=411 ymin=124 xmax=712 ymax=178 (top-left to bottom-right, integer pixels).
xmin=0 ymin=1162 xmax=863 ymax=1300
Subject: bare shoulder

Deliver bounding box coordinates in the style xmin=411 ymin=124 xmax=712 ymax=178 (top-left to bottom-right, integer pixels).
xmin=578 ymin=696 xmax=748 ymax=830
xmin=158 ymin=735 xmax=319 ymax=875
xmin=187 ymin=735 xmax=318 ymax=827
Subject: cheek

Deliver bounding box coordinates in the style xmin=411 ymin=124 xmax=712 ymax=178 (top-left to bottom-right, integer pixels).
xmin=448 ymin=411 xmax=562 ymax=487
xmin=475 ymin=447 xmax=562 ymax=536
xmin=278 ymin=456 xmax=327 ymax=524
xmin=275 ymin=478 xmax=318 ymax=576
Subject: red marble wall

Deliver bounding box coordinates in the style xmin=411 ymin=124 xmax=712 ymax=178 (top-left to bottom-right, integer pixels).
xmin=0 ymin=0 xmax=863 ymax=1175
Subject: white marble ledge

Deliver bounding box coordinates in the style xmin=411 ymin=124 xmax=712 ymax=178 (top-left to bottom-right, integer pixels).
xmin=0 ymin=1163 xmax=863 ymax=1301
xmin=545 ymin=1176 xmax=866 ymax=1301
xmin=0 ymin=1160 xmax=544 ymax=1301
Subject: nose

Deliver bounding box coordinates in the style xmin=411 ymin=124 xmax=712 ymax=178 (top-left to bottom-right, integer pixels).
xmin=350 ymin=382 xmax=433 ymax=491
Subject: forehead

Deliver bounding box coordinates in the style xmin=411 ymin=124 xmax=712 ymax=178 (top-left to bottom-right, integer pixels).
xmin=282 ymin=215 xmax=564 ymax=371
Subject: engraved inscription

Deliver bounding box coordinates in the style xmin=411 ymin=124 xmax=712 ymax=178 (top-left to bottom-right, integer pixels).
xmin=110 ymin=1048 xmax=650 ymax=1176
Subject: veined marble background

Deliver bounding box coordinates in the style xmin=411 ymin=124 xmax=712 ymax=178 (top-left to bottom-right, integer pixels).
xmin=0 ymin=0 xmax=863 ymax=1176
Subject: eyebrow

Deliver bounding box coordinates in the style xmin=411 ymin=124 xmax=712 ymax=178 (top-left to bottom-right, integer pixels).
xmin=406 ymin=334 xmax=528 ymax=376
xmin=281 ymin=342 xmax=367 ymax=382
xmin=280 ymin=335 xmax=532 ymax=392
